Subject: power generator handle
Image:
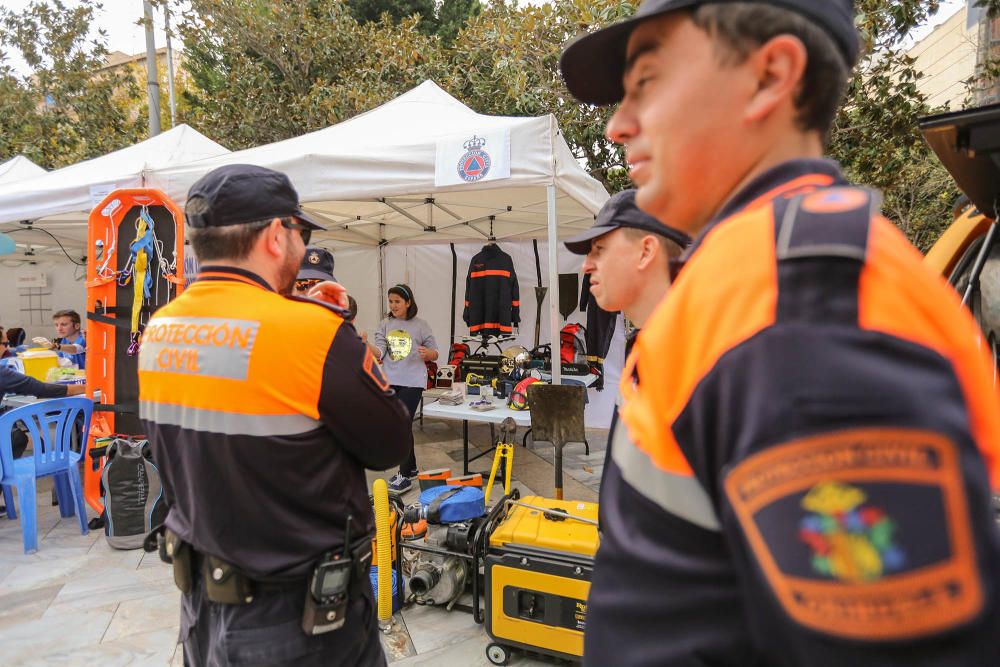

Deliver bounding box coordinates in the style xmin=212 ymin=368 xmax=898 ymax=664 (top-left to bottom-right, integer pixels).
xmin=505 ymin=500 xmax=599 ymax=527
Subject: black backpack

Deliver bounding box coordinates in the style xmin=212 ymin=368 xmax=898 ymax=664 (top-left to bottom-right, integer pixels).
xmin=98 ymin=437 xmax=167 ymax=550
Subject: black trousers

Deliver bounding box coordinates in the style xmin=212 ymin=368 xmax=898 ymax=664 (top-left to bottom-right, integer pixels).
xmin=180 ymin=575 xmax=386 ymax=667
xmin=10 ymin=428 xmax=27 ymax=459
xmin=392 ymin=385 xmax=423 ymax=477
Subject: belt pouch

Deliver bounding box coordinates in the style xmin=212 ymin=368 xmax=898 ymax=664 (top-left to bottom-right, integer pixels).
xmin=203 ymin=555 xmax=255 ymax=605
xmin=165 ymin=530 xmax=193 ymax=594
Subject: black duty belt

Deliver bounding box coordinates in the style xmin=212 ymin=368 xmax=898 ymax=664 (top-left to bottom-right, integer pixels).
xmin=146 ymin=525 xmax=371 ymax=604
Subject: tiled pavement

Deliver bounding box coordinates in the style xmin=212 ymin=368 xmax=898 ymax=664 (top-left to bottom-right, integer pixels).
xmin=0 ymin=417 xmax=607 ymax=666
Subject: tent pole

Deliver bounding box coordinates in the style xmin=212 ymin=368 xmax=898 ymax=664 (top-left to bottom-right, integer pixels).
xmin=547 ymin=185 xmax=561 ymax=385
xmin=450 ymin=243 xmax=457 ymax=343
xmin=379 ymin=224 xmax=386 ymax=321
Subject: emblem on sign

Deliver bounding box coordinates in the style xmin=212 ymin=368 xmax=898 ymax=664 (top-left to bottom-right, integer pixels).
xmin=457 ymin=135 xmax=492 ymax=182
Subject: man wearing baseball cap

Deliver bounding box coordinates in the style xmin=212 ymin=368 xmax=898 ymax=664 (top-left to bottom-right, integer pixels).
xmin=295 ymin=247 xmax=338 ymax=296
xmin=565 ymin=188 xmax=688 ymax=520
xmin=561 ymin=3 xmax=1000 ymax=665
xmin=564 ymin=189 xmax=689 ymax=347
xmin=138 ymin=165 xmax=411 ymax=666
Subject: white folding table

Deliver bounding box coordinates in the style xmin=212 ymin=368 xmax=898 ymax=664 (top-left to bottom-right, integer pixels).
xmin=420 ymin=392 xmax=531 ymax=475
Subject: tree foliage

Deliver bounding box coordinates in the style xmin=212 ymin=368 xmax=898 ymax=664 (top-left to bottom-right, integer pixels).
xmin=825 ymin=0 xmax=970 ymax=250
xmin=344 ymin=0 xmax=481 ymax=42
xmin=173 ymin=0 xmax=1000 ymax=247
xmin=177 ymin=0 xmax=634 ymax=189
xmin=2 ymin=0 xmax=998 ymax=249
xmin=178 ymin=0 xmax=450 ymax=148
xmin=0 ymin=0 xmax=144 ymax=169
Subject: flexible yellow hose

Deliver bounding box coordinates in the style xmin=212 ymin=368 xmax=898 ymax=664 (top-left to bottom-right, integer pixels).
xmin=373 ymin=477 xmax=392 ymax=623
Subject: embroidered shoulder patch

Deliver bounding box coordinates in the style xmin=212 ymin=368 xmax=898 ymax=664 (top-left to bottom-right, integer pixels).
xmin=724 ymin=428 xmax=982 ymax=641
xmin=363 ymin=347 xmax=390 ymax=392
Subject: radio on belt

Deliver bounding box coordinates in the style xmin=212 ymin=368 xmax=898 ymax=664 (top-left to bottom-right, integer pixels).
xmin=302 ymin=515 xmax=356 ymax=635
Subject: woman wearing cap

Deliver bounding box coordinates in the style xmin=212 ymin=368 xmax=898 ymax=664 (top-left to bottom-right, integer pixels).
xmin=373 ymin=284 xmax=438 ymax=493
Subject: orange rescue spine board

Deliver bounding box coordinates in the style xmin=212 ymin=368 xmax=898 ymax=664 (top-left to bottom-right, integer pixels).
xmin=85 ymin=189 xmax=185 ymax=513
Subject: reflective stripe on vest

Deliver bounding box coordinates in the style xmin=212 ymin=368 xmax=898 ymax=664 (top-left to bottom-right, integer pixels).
xmin=139 ymin=401 xmax=321 ymax=437
xmin=610 ymin=420 xmax=721 ymax=532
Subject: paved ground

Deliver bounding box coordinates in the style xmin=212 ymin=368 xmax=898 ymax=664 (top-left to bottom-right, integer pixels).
xmin=0 ymin=416 xmax=607 ymax=666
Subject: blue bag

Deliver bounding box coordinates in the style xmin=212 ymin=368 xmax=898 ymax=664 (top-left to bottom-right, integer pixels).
xmin=418 ymin=485 xmax=486 ymax=524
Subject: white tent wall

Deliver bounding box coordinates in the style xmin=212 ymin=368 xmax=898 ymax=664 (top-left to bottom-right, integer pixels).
xmin=326 ymin=244 xmax=384 ymax=337
xmin=0 ymin=261 xmax=86 ymax=340
xmin=333 ymin=239 xmax=623 ymax=428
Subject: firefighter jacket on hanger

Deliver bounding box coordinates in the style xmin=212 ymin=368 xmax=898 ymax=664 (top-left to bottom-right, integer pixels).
xmin=579 ymin=273 xmax=618 ymax=390
xmin=463 ymin=243 xmax=520 ymax=337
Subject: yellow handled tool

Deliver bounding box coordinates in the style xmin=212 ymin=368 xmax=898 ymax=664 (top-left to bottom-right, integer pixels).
xmin=485 ymin=444 xmax=513 ymax=505
xmin=485 ymin=417 xmax=518 ymax=504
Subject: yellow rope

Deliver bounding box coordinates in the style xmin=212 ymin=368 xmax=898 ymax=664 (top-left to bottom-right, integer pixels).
xmin=131 ymin=217 xmax=149 ymax=335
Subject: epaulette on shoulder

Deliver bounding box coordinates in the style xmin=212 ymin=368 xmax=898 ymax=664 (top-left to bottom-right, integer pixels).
xmin=774 ymin=186 xmax=882 ymax=262
xmin=286 ymin=294 xmax=351 ymax=321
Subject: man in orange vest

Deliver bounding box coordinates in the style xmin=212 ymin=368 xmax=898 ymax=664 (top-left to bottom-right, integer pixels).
xmin=561 ymin=1 xmax=1000 ymax=665
xmin=139 ymin=165 xmax=411 ymax=666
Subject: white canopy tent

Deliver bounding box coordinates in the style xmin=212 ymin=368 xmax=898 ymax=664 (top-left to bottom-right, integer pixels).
xmin=0 ymin=82 xmax=611 ymax=397
xmin=148 ymin=81 xmax=611 ymax=385
xmin=149 ymin=82 xmax=607 ymax=247
xmin=0 ymin=125 xmax=228 ymax=259
xmin=0 ymin=155 xmax=45 ymax=185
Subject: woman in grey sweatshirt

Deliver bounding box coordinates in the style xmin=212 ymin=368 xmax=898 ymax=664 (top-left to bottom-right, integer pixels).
xmin=373 ymin=284 xmax=438 ymax=492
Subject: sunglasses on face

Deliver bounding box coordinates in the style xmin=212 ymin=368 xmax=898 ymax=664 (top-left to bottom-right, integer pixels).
xmin=282 ymin=220 xmax=312 ymax=246
xmin=295 ymin=279 xmax=322 ymax=291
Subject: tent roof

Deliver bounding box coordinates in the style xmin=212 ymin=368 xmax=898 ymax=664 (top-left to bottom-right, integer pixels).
xmin=0 ymin=82 xmax=608 ymax=260
xmin=0 ymin=125 xmax=228 ymax=259
xmin=148 ymin=81 xmax=608 ymax=247
xmin=0 ymin=155 xmax=46 ymax=185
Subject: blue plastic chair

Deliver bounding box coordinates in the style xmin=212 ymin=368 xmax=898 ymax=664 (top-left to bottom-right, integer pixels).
xmin=0 ymin=397 xmax=93 ymax=553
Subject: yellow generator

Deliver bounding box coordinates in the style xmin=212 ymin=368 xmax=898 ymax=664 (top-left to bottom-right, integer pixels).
xmin=483 ymin=495 xmax=598 ymax=665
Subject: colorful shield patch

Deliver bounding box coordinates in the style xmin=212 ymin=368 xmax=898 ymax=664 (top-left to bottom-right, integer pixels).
xmin=724 ymin=428 xmax=982 ymax=641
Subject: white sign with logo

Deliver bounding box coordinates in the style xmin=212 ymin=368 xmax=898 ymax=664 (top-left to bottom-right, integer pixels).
xmin=89 ymin=183 xmax=117 ymax=209
xmin=16 ymin=270 xmax=47 ymax=288
xmin=434 ymin=129 xmax=511 ymax=187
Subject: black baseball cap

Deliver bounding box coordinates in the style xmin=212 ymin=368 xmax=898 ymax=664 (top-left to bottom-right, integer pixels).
xmin=564 ymin=189 xmax=691 ymax=255
xmin=560 ymin=0 xmax=858 ymax=106
xmin=298 ymin=247 xmax=337 ymax=282
xmin=185 ymin=164 xmax=326 ymax=230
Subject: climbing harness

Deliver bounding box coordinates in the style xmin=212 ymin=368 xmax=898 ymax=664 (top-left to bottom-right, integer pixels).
xmin=101 ymin=207 xmax=180 ymax=356
xmin=119 ymin=209 xmax=155 ymax=355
